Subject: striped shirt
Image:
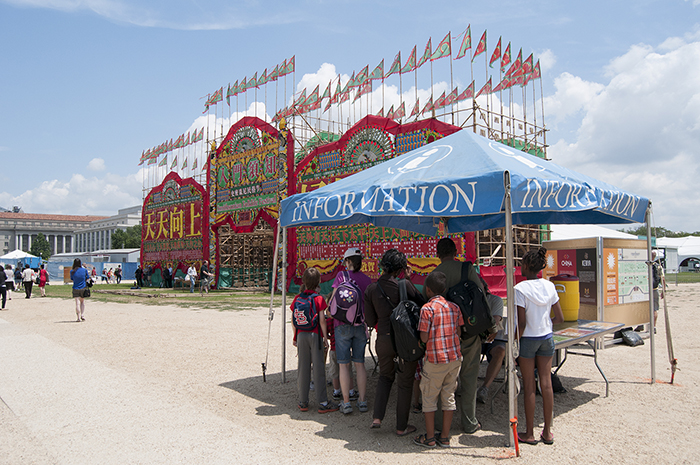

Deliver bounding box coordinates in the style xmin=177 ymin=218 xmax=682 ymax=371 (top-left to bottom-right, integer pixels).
xmin=418 ymin=295 xmax=464 ymax=364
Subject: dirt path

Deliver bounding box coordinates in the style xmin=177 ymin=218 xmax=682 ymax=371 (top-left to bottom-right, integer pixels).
xmin=0 ymin=284 xmax=697 ymax=464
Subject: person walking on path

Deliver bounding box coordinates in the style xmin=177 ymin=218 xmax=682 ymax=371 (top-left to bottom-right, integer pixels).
xmin=0 ymin=262 xmax=7 ymax=310
xmin=115 ymin=266 xmax=122 ymax=284
xmin=22 ymin=264 xmax=35 ymax=299
xmin=515 ymin=247 xmax=564 ymax=446
xmin=364 ymin=248 xmax=424 ymax=435
xmin=38 ymin=264 xmax=49 ymax=297
xmin=70 ymin=259 xmax=90 ymax=322
xmin=187 ymin=264 xmax=198 ymax=293
xmin=4 ymin=264 xmax=13 ymax=301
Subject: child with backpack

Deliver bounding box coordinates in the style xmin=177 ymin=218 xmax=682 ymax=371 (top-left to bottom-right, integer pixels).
xmin=329 ymin=247 xmax=372 ymax=414
xmin=413 ymin=271 xmax=464 ymax=448
xmin=291 ymin=267 xmax=339 ymax=414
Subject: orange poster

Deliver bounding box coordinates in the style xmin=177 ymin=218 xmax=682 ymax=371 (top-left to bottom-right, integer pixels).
xmin=544 ymin=249 xmax=558 ymax=280
xmin=603 ymin=248 xmax=618 ymax=305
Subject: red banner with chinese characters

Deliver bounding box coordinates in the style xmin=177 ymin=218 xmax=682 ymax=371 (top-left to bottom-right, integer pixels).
xmin=141 ymin=172 xmax=209 ymax=270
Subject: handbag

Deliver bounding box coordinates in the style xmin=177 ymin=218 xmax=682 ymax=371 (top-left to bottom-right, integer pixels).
xmin=83 ymin=287 xmax=91 ymax=298
xmin=35 ymin=276 xmax=40 ymax=285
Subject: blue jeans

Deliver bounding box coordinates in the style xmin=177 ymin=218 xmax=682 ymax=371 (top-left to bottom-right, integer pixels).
xmin=334 ymin=324 xmax=366 ymax=364
xmin=190 ymin=278 xmax=195 ymax=293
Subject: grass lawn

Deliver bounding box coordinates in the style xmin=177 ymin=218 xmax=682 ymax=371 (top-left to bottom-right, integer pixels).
xmin=663 ymin=272 xmax=700 ymax=284
xmin=40 ymin=282 xmax=284 ymax=311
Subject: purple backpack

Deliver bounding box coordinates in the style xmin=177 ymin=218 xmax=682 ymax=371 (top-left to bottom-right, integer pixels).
xmin=330 ymin=271 xmax=363 ymax=325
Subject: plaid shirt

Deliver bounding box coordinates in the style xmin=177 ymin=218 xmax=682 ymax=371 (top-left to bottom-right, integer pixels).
xmin=417 ymin=295 xmax=464 ymax=364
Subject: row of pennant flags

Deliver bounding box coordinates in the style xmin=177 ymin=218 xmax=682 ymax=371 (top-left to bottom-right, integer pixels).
xmin=272 ymin=28 xmax=541 ymax=122
xmin=140 ymin=26 xmax=543 ymax=167
xmin=138 ymin=127 xmax=205 ymax=166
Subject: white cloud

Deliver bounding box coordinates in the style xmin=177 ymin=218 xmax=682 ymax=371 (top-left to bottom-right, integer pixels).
xmin=548 ymin=38 xmax=700 ymax=232
xmin=0 ymin=170 xmax=142 ymax=216
xmin=87 ymin=158 xmax=106 ymax=171
xmin=537 ymin=49 xmax=556 ymax=73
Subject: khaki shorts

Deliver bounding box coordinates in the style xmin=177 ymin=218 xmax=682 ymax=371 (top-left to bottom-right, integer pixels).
xmin=420 ymin=359 xmax=461 ymax=413
xmin=327 ymin=350 xmax=339 ymax=381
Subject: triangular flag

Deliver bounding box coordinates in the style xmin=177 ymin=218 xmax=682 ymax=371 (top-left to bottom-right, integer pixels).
xmin=489 ymin=37 xmax=502 ymax=68
xmin=501 ymin=42 xmax=512 ymax=72
xmin=192 ymin=157 xmax=198 ymax=170
xmin=181 ymin=157 xmax=188 ymax=170
xmin=444 ymin=87 xmax=459 ymax=106
xmin=475 ymin=77 xmax=492 ymax=98
xmin=376 ymin=107 xmax=384 ymax=117
xmin=324 ymin=100 xmax=332 ymax=113
xmin=259 ymin=68 xmax=268 ymax=85
xmin=248 ymin=72 xmax=258 ymax=89
xmin=400 ymin=46 xmax=417 ymax=73
xmin=184 ymin=132 xmax=190 ymax=146
xmin=431 ymin=32 xmax=451 ymax=61
xmin=285 ymin=56 xmax=295 ymax=75
xmin=355 ymin=65 xmax=369 ymax=87
xmin=330 ymin=77 xmax=341 ymax=103
xmin=493 ymin=76 xmax=510 ymax=93
xmin=506 ymin=49 xmax=522 ymax=76
xmin=294 ymin=88 xmax=307 ymax=106
xmin=394 ymin=101 xmax=406 ymax=119
xmin=434 ymin=91 xmax=447 ymax=109
xmin=157 ymin=156 xmax=167 ymax=167
xmin=269 ymin=64 xmax=279 ymax=81
xmin=385 ymin=104 xmax=394 ymax=120
xmin=385 ymin=52 xmax=401 ymax=78
xmin=421 ymin=96 xmax=434 ymax=114
xmin=347 ymin=71 xmax=357 ymax=88
xmin=170 ymin=156 xmax=178 ymax=170
xmin=353 ymin=81 xmax=372 ymax=102
xmin=456 ymin=81 xmax=475 ymax=101
xmin=416 ymin=38 xmax=432 ymax=69
xmin=321 ymin=81 xmax=331 ymax=100
xmin=240 ymin=77 xmax=247 ymax=92
xmin=370 ymin=59 xmax=384 ymax=80
xmin=410 ymin=99 xmax=420 ymax=117
xmin=472 ymin=30 xmax=487 ymax=61
xmin=455 ymin=25 xmax=472 ymax=59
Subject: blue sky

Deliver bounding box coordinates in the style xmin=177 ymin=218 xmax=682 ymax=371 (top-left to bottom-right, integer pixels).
xmin=1 ymin=0 xmax=699 ymax=232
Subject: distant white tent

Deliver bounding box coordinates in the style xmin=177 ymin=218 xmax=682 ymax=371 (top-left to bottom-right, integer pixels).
xmin=549 ymin=224 xmax=637 ymax=241
xmin=0 ymin=249 xmax=38 ymax=260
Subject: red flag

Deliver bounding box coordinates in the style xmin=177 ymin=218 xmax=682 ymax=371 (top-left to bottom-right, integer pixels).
xmin=506 ymin=49 xmax=522 ymax=76
xmin=455 ymin=25 xmax=472 ymax=59
xmin=431 ymin=32 xmax=451 ymax=61
xmin=370 ymin=60 xmax=384 ymax=80
xmin=355 ymin=65 xmax=369 ymax=87
xmin=434 ymin=91 xmax=447 ymax=109
xmin=385 ymin=104 xmax=394 ymax=120
xmin=527 ymin=60 xmax=542 ymax=84
xmin=294 ymin=89 xmax=306 ymax=106
xmin=376 ymin=107 xmax=384 ymax=117
xmin=444 ymin=87 xmax=459 ymax=106
xmin=501 ymin=42 xmax=512 ymax=72
xmin=421 ymin=96 xmax=434 ymax=114
xmin=393 ymin=101 xmax=406 ymax=119
xmin=472 ymin=30 xmax=487 ymax=61
xmin=475 ymin=78 xmax=492 ymax=98
xmin=324 ymin=100 xmax=332 ymax=113
xmin=456 ymin=81 xmax=475 ymax=101
xmin=354 ymin=81 xmax=372 ymax=101
xmin=489 ymin=37 xmax=502 ymax=68
xmin=322 ymin=81 xmax=331 ymax=100
xmin=492 ymin=76 xmax=509 ymax=93
xmin=410 ymin=99 xmax=420 ymax=117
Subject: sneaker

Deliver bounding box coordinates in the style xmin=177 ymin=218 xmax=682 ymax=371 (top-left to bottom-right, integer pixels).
xmin=332 ymin=390 xmax=342 ymax=400
xmin=318 ymin=401 xmax=339 ymax=414
xmin=357 ymin=401 xmax=368 ymax=413
xmin=340 ymin=402 xmax=353 ymax=414
xmin=298 ymin=402 xmax=309 ymax=412
xmin=348 ymin=389 xmax=359 ymax=401
xmin=476 ymin=386 xmax=489 ymax=404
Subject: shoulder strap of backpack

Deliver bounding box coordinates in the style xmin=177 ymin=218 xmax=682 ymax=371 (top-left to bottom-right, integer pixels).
xmin=376 ymin=281 xmax=396 ymax=307
xmin=460 ymin=261 xmax=471 ymax=283
xmin=398 ymin=279 xmax=408 ymax=302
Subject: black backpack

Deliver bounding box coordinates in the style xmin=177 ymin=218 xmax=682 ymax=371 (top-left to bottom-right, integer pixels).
xmin=378 ymin=279 xmax=425 ymax=363
xmin=446 ymin=262 xmax=494 ymax=339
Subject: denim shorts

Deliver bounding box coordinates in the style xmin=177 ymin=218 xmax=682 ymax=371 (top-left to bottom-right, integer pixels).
xmin=518 ymin=335 xmax=555 ymax=359
xmin=334 ymin=324 xmax=366 ymax=364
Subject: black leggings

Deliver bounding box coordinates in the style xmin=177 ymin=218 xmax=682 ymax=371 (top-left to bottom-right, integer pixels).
xmin=1 ymin=287 xmax=6 ymax=308
xmin=24 ymin=281 xmax=32 ymax=298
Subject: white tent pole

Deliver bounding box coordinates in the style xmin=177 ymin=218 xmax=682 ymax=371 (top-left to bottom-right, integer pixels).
xmin=282 ymin=226 xmax=288 ymax=383
xmin=646 ymin=204 xmax=655 ymax=383
xmin=504 ymin=171 xmax=517 ymax=449
xmin=263 ymin=223 xmax=282 ymax=382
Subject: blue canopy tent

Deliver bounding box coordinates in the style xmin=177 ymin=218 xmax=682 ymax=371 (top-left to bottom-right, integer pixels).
xmin=276 ymin=128 xmax=653 ymax=446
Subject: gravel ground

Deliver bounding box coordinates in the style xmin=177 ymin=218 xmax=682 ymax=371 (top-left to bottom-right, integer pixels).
xmin=0 ymin=283 xmax=697 ymax=464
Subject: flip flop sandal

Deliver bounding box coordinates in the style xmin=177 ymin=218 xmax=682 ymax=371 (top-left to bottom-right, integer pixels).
xmin=540 ymin=433 xmax=554 ymax=445
xmin=413 ymin=433 xmax=437 ymax=448
xmin=396 ymin=425 xmax=417 ymax=436
xmin=370 ymin=420 xmax=381 ymax=429
xmin=518 ymin=433 xmax=538 ymax=445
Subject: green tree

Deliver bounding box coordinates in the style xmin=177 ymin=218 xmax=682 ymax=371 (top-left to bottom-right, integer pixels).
xmin=30 ymin=233 xmax=51 ymax=260
xmin=112 ymin=225 xmax=142 ymax=249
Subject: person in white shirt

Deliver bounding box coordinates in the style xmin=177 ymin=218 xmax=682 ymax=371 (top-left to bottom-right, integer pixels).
xmin=515 ymin=247 xmax=564 ymax=446
xmin=187 ymin=264 xmax=198 ymax=293
xmin=22 ymin=264 xmax=36 ymax=299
